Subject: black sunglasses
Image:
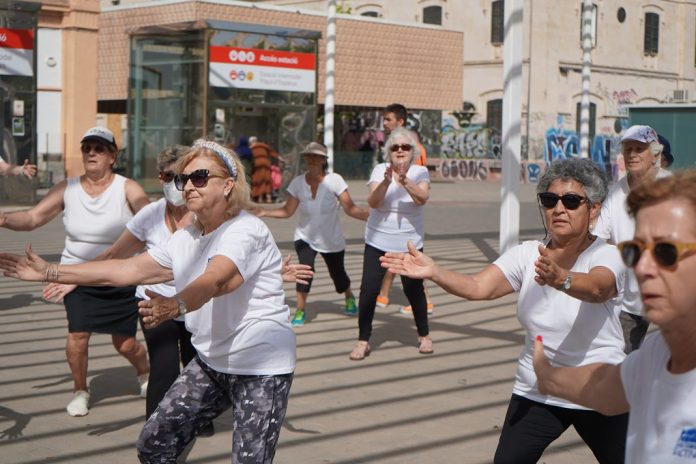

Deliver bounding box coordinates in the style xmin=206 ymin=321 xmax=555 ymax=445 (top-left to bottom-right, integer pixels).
xmin=81 ymin=143 xmax=109 ymax=154
xmin=390 ymin=143 xmax=412 ymax=152
xmin=159 ymin=171 xmax=176 ymax=183
xmin=174 ymin=169 xmax=226 ymax=191
xmin=617 ymin=240 xmax=696 ymax=268
xmin=538 ymin=192 xmax=588 ymax=210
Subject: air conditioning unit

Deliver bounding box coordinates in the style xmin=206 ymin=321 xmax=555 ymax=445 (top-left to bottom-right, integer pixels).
xmin=672 ymin=89 xmax=689 ymax=102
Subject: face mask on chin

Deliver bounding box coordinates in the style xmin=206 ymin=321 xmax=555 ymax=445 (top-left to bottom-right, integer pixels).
xmin=163 ymin=180 xmax=185 ymax=206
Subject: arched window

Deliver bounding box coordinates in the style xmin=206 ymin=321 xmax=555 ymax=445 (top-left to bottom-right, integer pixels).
xmin=423 ymin=6 xmax=442 ymax=25
xmin=361 ymin=11 xmax=379 ymax=18
xmin=487 ymin=99 xmax=503 ymax=133
xmin=575 ymin=102 xmax=597 ymax=142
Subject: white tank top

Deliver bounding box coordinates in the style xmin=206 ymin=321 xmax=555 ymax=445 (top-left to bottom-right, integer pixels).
xmin=61 ymin=174 xmax=134 ymax=264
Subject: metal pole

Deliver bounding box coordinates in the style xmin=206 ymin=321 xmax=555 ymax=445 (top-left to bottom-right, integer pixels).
xmin=499 ymin=0 xmax=523 ymax=253
xmin=324 ymin=0 xmax=336 ymax=173
xmin=579 ymin=0 xmax=593 ymax=158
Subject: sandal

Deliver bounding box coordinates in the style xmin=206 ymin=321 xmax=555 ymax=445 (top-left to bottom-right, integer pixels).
xmin=349 ymin=341 xmax=371 ymax=361
xmin=418 ymin=336 xmax=434 ymax=355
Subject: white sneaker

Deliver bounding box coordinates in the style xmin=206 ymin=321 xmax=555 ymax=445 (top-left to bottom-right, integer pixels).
xmin=66 ymin=390 xmax=90 ymax=417
xmin=138 ymin=373 xmax=149 ymax=398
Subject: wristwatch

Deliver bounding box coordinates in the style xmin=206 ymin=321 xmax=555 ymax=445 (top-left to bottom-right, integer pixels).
xmin=562 ymin=272 xmax=573 ymax=291
xmin=176 ymin=296 xmax=188 ymax=317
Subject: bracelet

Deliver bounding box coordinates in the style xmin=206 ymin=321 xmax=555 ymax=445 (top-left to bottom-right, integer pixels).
xmin=44 ymin=264 xmax=59 ymax=282
xmin=19 ymin=165 xmax=25 ymax=177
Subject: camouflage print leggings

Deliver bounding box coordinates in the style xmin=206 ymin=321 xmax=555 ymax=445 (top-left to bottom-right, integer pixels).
xmin=136 ymin=356 xmax=293 ymax=464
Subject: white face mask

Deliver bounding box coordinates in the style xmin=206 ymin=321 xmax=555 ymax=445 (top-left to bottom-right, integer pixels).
xmin=163 ymin=180 xmax=185 ymax=206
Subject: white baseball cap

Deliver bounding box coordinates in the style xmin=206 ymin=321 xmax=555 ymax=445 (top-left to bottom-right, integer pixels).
xmin=620 ymin=125 xmax=658 ymax=144
xmin=81 ymin=126 xmax=117 ymax=150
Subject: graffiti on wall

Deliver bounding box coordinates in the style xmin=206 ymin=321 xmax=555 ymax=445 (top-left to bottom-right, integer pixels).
xmin=437 ymin=158 xmax=546 ymax=183
xmin=441 ymin=105 xmax=502 ymax=160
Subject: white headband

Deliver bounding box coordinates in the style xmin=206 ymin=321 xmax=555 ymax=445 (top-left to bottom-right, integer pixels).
xmin=192 ymin=139 xmax=238 ymax=180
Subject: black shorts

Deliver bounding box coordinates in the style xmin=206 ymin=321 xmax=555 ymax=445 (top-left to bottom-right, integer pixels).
xmin=63 ymin=285 xmax=139 ymax=337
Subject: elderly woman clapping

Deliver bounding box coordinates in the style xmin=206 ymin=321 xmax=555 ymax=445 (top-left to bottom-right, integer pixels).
xmin=349 ymin=126 xmax=432 ymax=360
xmin=380 ymin=158 xmax=628 ymax=463
xmin=0 ymin=140 xmax=295 ymax=463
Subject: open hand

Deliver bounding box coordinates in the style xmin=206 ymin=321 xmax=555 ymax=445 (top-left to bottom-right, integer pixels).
xmin=0 ymin=244 xmax=49 ymax=281
xmin=43 ymin=283 xmax=77 ymax=303
xmin=281 ymin=254 xmax=314 ymax=285
xmin=379 ymin=241 xmax=435 ymax=280
xmin=20 ymin=160 xmax=37 ymax=180
xmin=138 ymin=289 xmax=179 ymax=329
xmin=534 ymin=244 xmax=566 ymax=288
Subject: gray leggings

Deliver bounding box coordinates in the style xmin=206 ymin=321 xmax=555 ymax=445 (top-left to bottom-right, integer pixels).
xmin=136 ymin=356 xmax=293 ymax=464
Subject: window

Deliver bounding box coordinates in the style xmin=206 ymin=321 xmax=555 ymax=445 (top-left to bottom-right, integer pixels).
xmin=361 ymin=11 xmax=379 ymax=18
xmin=579 ymin=3 xmax=597 ymax=48
xmin=491 ymin=1 xmax=504 ymax=44
xmin=487 ymin=99 xmax=503 ymax=134
xmin=423 ymin=6 xmax=442 ymax=25
xmin=575 ymin=102 xmax=596 ymax=142
xmin=644 ymin=12 xmax=659 ymax=55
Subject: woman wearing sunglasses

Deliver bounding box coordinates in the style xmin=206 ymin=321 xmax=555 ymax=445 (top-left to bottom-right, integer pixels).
xmin=380 ymin=158 xmax=628 ymax=463
xmin=532 ymin=170 xmax=696 ymax=464
xmin=0 ymin=126 xmax=151 ymax=417
xmin=349 ymin=126 xmax=432 ymax=360
xmin=255 ymin=141 xmax=368 ymax=328
xmin=0 ymin=139 xmax=295 ymax=463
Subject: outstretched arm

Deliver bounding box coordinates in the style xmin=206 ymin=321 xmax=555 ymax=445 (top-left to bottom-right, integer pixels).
xmin=0 ymin=245 xmax=172 ymax=287
xmin=337 ymin=190 xmax=369 ymax=221
xmin=380 ymin=241 xmax=514 ymax=300
xmin=255 ymin=195 xmax=299 ymax=219
xmin=533 ymin=337 xmax=629 ymax=416
xmin=0 ymin=159 xmax=37 ymax=179
xmin=0 ymin=180 xmax=66 ymax=231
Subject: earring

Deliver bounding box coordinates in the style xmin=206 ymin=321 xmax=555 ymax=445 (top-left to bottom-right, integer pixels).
xmin=224 ymin=190 xmax=231 ymax=198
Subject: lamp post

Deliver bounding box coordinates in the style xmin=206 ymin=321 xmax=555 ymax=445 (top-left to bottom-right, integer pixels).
xmin=324 ymin=0 xmax=336 ymax=173
xmin=579 ymin=0 xmax=593 ymax=158
xmin=499 ymin=0 xmax=523 ymax=253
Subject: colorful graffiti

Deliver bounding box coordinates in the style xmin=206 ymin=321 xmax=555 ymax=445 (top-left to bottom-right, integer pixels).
xmin=544 ymin=126 xmax=579 ymax=162
xmin=438 ymin=158 xmax=546 ymax=183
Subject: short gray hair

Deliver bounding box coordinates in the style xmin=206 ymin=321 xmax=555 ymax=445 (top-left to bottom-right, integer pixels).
xmin=384 ymin=127 xmax=418 ymax=164
xmin=537 ymin=158 xmax=609 ymax=204
xmin=156 ymin=144 xmax=189 ymax=172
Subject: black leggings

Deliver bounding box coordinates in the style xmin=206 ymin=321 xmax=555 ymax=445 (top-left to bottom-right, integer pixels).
xmin=358 ymin=244 xmax=428 ymax=341
xmin=294 ymin=239 xmax=351 ymax=294
xmin=494 ymin=394 xmax=628 ymax=464
xmin=139 ymin=315 xmax=196 ymax=419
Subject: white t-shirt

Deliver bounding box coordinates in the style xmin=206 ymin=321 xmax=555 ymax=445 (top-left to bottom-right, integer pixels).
xmin=61 ymin=175 xmax=133 ymax=264
xmin=148 ymin=211 xmax=295 ymax=375
xmin=286 ymin=172 xmax=348 ymax=253
xmin=365 ymin=163 xmax=430 ymax=252
xmin=621 ymin=332 xmax=696 ymax=463
xmin=494 ymin=239 xmax=626 ymax=408
xmin=126 ymin=198 xmax=177 ymax=302
xmin=594 ymin=169 xmax=672 ymax=316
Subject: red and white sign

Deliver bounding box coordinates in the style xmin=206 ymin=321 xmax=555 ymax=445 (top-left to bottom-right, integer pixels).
xmin=209 ymin=46 xmax=316 ymax=93
xmin=0 ymin=28 xmax=34 ymax=77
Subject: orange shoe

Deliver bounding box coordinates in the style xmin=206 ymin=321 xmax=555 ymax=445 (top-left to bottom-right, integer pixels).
xmin=376 ymin=295 xmax=389 ymax=308
xmin=399 ymin=303 xmax=434 ymax=315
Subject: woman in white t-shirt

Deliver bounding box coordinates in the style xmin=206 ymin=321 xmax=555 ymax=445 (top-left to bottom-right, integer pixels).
xmin=349 ymin=127 xmax=432 ymax=360
xmin=256 ymin=141 xmax=368 ymax=328
xmin=0 ymin=140 xmax=296 ymax=463
xmin=381 ymin=158 xmax=628 ymax=463
xmin=532 ymin=170 xmax=696 ymax=464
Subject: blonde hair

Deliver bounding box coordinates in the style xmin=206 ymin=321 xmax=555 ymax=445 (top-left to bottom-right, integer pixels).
xmin=178 ymin=143 xmax=251 ymax=223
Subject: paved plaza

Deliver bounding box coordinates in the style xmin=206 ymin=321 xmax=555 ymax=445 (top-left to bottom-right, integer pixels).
xmin=0 ymin=180 xmax=598 ymax=463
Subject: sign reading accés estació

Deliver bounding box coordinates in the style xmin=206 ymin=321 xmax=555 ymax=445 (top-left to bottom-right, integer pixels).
xmin=0 ymin=28 xmax=34 ymax=77
xmin=209 ymin=46 xmax=316 ymax=93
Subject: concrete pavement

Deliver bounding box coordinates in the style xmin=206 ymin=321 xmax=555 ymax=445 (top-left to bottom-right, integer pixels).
xmin=0 ymin=179 xmax=598 ymax=463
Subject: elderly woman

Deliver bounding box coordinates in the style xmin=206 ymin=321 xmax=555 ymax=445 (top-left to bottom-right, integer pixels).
xmin=349 ymin=126 xmax=431 ymax=360
xmin=0 ymin=126 xmax=150 ymax=417
xmin=381 ymin=158 xmax=628 ymax=463
xmin=256 ymin=141 xmax=368 ymax=327
xmin=0 ymin=140 xmax=296 ymax=463
xmin=532 ymin=170 xmax=696 ymax=464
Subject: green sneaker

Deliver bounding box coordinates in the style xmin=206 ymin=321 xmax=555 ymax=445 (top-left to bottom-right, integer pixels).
xmin=344 ymin=296 xmax=357 ymax=316
xmin=291 ymin=309 xmax=305 ymax=327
